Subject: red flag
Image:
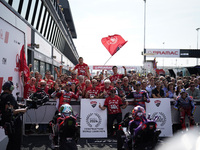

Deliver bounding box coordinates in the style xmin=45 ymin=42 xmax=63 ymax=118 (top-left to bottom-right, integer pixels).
xmin=19 ymin=45 xmax=30 ymax=83
xmin=101 ymin=34 xmax=127 ymax=56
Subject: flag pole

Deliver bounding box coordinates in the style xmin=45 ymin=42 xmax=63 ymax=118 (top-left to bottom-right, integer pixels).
xmin=103 ymin=55 xmax=112 ymax=66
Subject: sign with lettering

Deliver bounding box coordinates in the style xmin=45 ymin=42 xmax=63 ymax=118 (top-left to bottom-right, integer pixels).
xmin=146 ymin=49 xmax=180 ymax=57
xmin=146 ymin=98 xmax=173 ymax=137
xmin=80 ymin=99 xmax=107 ymax=138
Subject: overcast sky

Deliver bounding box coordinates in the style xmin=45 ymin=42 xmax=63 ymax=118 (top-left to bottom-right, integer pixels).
xmin=69 ymin=0 xmax=200 ymax=67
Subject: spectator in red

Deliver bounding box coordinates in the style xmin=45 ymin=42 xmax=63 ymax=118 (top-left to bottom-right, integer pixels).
xmin=44 ymin=71 xmax=54 ymax=92
xmin=99 ymin=88 xmax=128 ymax=137
xmin=51 ymin=82 xmax=81 ymax=109
xmin=35 ymin=71 xmax=42 ymax=88
xmin=109 ymin=66 xmax=127 ymax=86
xmin=82 ymin=79 xmax=92 ymax=97
xmin=69 ymin=57 xmax=90 ymax=79
xmin=100 ymin=79 xmax=113 ymax=98
xmin=71 ymin=72 xmax=79 ymax=85
xmin=24 ymin=77 xmax=36 ymax=99
xmin=85 ymin=79 xmax=100 ymax=99
xmin=77 ymin=75 xmax=86 ymax=92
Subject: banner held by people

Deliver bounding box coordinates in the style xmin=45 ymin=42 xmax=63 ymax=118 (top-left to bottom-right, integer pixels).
xmin=146 ymin=98 xmax=173 ymax=137
xmin=80 ymin=99 xmax=107 ymax=138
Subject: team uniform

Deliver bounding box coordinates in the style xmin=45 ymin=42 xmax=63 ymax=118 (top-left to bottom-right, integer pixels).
xmin=109 ymin=74 xmax=123 ymax=85
xmin=126 ymin=90 xmax=150 ymax=108
xmin=23 ymin=83 xmax=36 ymax=99
xmin=86 ymin=87 xmax=100 ymax=98
xmin=100 ymin=85 xmax=114 ymax=98
xmin=53 ymin=90 xmax=79 ymax=109
xmin=103 ymin=95 xmax=123 ymax=136
xmin=74 ymin=63 xmax=89 ymax=77
xmin=174 ymin=95 xmax=195 ymax=129
xmin=71 ymin=78 xmax=79 ymax=85
xmin=46 ymin=79 xmax=54 ymax=91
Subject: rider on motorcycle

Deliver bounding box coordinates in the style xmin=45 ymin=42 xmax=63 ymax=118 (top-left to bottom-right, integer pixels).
xmin=128 ymin=105 xmax=146 ymax=135
xmin=50 ymin=104 xmax=79 ymax=150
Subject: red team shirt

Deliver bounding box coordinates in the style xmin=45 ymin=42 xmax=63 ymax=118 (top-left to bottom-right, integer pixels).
xmin=104 ymin=95 xmax=123 ymax=114
xmin=55 ymin=90 xmax=79 ymax=109
xmin=109 ymin=74 xmax=123 ymax=84
xmin=71 ymin=78 xmax=79 ymax=85
xmin=74 ymin=63 xmax=89 ymax=77
xmin=86 ymin=87 xmax=100 ymax=98
xmin=100 ymin=86 xmax=114 ymax=98
xmin=24 ymin=84 xmax=36 ymax=99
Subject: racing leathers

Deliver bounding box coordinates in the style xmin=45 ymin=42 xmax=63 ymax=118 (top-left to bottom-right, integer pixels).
xmin=174 ymin=96 xmax=195 ymax=129
xmin=126 ymin=90 xmax=150 ymax=108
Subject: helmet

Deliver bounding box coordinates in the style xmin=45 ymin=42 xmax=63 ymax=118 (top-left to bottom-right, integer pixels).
xmin=59 ymin=104 xmax=73 ymax=116
xmin=180 ymin=89 xmax=186 ymax=94
xmin=66 ymin=82 xmax=72 ymax=86
xmin=132 ymin=105 xmax=145 ymax=118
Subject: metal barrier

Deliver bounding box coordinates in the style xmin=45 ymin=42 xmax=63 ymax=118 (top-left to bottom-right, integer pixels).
xmin=23 ymin=98 xmax=200 ymax=125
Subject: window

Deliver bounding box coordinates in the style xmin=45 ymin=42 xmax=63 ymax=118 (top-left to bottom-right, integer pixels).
xmin=41 ymin=11 xmax=49 ymax=36
xmin=40 ymin=61 xmax=45 ymax=78
xmin=27 ymin=0 xmax=36 ymax=23
xmin=33 ymin=0 xmax=41 ymax=28
xmin=50 ymin=23 xmax=56 ymax=43
xmin=31 ymin=0 xmax=39 ymax=26
xmin=44 ymin=14 xmax=51 ymax=38
xmin=38 ymin=5 xmax=46 ymax=32
xmin=34 ymin=59 xmax=39 ymax=72
xmin=12 ymin=0 xmax=20 ymax=12
xmin=46 ymin=63 xmax=51 ymax=72
xmin=20 ymin=0 xmax=29 ymax=18
xmin=33 ymin=1 xmax=43 ymax=29
xmin=47 ymin=18 xmax=53 ymax=40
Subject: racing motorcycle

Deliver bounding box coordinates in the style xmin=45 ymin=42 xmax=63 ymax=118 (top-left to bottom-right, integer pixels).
xmin=117 ymin=106 xmax=161 ymax=150
xmin=49 ymin=104 xmax=80 ymax=150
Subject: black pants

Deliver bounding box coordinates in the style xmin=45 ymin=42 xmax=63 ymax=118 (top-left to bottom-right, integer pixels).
xmin=6 ymin=120 xmax=22 ymax=150
xmin=107 ymin=113 xmax=122 ymax=136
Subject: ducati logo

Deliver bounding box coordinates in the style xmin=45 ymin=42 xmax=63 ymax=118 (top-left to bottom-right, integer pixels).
xmin=90 ymin=101 xmax=97 ymax=108
xmin=107 ymin=36 xmax=118 ymax=45
xmin=154 ymin=100 xmax=161 ymax=107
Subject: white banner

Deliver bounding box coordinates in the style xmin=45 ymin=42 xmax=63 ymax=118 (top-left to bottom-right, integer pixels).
xmin=80 ymin=99 xmax=107 ymax=138
xmin=146 ymin=98 xmax=173 ymax=137
xmin=146 ymin=49 xmax=180 ymax=57
xmin=0 ymin=17 xmax=24 ymax=96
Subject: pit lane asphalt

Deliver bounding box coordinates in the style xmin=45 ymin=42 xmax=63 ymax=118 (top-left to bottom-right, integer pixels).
xmin=21 ymin=135 xmax=117 ymax=150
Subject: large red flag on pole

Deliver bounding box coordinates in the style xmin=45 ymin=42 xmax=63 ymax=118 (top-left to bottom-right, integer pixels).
xmin=101 ymin=34 xmax=127 ymax=56
xmin=19 ymin=45 xmax=30 ymax=83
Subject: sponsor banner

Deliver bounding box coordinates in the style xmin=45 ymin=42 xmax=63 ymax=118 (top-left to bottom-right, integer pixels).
xmin=0 ymin=17 xmax=24 ymax=96
xmin=80 ymin=99 xmax=107 ymax=138
xmin=92 ymin=65 xmax=136 ymax=70
xmin=146 ymin=49 xmax=180 ymax=57
xmin=146 ymin=98 xmax=173 ymax=137
xmin=93 ymin=66 xmax=113 ymax=70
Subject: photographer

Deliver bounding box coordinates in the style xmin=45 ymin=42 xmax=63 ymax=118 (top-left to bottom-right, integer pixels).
xmin=0 ymin=81 xmax=27 ymax=150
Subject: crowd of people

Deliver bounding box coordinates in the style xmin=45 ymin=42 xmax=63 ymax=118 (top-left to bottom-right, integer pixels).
xmin=22 ymin=57 xmax=199 ymax=135
xmin=1 ymin=56 xmax=199 ymax=149
xmin=24 ymin=57 xmax=200 ymax=104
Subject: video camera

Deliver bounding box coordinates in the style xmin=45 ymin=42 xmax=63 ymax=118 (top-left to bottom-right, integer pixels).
xmin=16 ymin=92 xmax=49 ymax=109
xmin=26 ymin=95 xmax=49 ymax=109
